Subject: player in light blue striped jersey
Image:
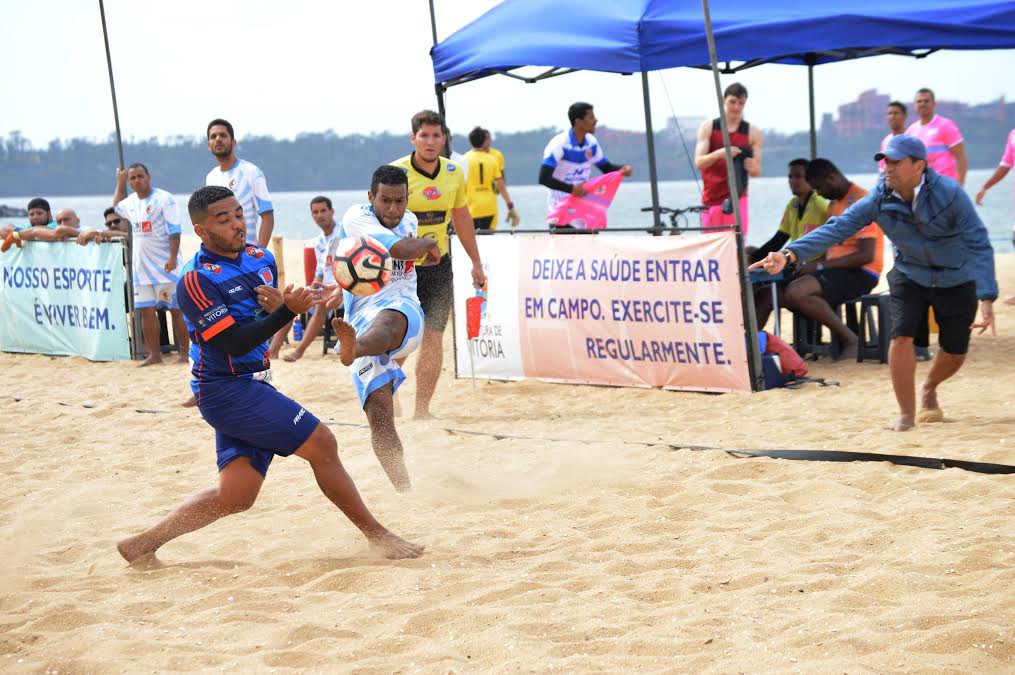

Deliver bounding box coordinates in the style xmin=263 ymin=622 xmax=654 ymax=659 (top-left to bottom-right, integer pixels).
xmin=114 ymin=163 xmax=190 ymax=367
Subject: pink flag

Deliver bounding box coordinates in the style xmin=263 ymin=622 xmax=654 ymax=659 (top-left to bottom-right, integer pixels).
xmin=547 ymin=170 xmax=624 ymax=230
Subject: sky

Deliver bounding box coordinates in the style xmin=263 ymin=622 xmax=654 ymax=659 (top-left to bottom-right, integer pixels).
xmin=3 ymin=1 xmax=1014 ymax=147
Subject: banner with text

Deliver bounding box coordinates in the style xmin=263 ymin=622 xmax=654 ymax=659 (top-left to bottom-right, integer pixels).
xmin=0 ymin=242 xmax=131 ymax=361
xmin=452 ymin=233 xmax=751 ymax=393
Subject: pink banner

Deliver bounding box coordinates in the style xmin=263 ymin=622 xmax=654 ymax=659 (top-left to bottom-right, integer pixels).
xmin=517 ymin=233 xmax=751 ymax=392
xmin=547 ymin=171 xmax=624 ymax=230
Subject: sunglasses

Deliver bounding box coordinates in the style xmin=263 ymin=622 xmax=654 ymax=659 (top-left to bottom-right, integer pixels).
xmin=105 ymin=218 xmax=122 ymax=226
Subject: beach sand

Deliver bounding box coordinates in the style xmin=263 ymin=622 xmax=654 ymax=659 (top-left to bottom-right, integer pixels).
xmin=0 ymin=244 xmax=1012 ymax=672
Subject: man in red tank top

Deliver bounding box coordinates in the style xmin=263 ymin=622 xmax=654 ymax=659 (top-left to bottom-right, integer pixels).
xmin=694 ymin=82 xmax=763 ymax=236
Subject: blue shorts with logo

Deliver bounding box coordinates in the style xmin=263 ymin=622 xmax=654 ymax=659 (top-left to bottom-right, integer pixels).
xmin=195 ymin=376 xmax=320 ymax=477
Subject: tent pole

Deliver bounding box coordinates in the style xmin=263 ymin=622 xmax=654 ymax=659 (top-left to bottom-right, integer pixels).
xmin=807 ymin=59 xmax=817 ymax=159
xmin=641 ymin=72 xmax=663 ymax=233
xmin=99 ymin=0 xmax=143 ymax=361
xmin=428 ymin=0 xmax=448 ymax=121
xmin=700 ymin=0 xmax=763 ymax=392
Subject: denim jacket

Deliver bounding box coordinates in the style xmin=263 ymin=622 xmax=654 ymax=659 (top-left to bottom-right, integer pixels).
xmin=786 ymin=168 xmax=998 ymax=300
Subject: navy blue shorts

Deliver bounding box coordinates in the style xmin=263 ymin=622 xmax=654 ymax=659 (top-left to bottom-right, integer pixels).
xmin=196 ymin=377 xmax=320 ymax=477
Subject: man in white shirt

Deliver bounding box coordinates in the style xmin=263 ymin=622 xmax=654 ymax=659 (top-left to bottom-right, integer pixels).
xmin=329 ymin=165 xmax=440 ymax=492
xmin=273 ymin=195 xmax=343 ymax=362
xmin=205 ymin=118 xmax=274 ymax=247
xmin=114 ymin=163 xmax=190 ymax=366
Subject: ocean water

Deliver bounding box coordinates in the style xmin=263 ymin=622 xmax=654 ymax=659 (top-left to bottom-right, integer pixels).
xmin=3 ymin=169 xmax=1012 ymax=250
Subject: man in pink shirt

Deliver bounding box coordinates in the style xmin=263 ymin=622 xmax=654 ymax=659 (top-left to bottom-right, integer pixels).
xmin=976 ymin=127 xmax=1015 ymax=305
xmin=879 ymin=101 xmax=908 ymax=173
xmin=905 ymin=88 xmax=967 ymax=185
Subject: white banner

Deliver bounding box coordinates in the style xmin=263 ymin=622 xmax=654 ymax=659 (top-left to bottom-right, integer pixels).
xmin=0 ymin=242 xmax=131 ymax=361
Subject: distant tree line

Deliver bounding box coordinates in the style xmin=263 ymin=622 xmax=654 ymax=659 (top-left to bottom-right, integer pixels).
xmin=2 ymin=112 xmax=1013 ymax=198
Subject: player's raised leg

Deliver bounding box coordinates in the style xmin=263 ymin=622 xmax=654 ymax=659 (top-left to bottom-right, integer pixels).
xmin=117 ymin=456 xmax=264 ymax=563
xmin=294 ymin=423 xmax=422 ymax=557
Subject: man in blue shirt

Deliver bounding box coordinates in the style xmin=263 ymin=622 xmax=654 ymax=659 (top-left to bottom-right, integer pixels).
xmin=752 ymin=135 xmax=997 ymax=432
xmin=117 ymin=185 xmax=423 ymax=564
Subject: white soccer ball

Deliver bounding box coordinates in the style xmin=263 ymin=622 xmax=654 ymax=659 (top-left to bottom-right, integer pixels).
xmin=331 ymin=236 xmax=393 ymax=296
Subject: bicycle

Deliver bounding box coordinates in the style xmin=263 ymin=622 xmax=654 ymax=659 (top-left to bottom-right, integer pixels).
xmin=640 ymin=204 xmax=707 ymax=235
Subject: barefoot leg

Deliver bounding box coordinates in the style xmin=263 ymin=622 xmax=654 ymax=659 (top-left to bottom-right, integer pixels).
xmin=916 ymin=350 xmax=964 ymax=423
xmin=117 ymin=458 xmax=263 ymax=563
xmin=294 ymin=424 xmax=423 ymax=559
xmin=365 ymin=385 xmax=411 ymax=492
xmin=137 ymin=307 xmax=163 ymax=367
xmin=331 ymin=318 xmax=358 ymax=366
xmin=169 ymin=309 xmax=191 ymax=364
xmin=886 ymin=337 xmax=916 ymax=431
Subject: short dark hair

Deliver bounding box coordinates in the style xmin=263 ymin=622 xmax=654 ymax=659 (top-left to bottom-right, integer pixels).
xmin=916 ymin=87 xmax=935 ymax=101
xmin=27 ymin=197 xmax=50 ymax=214
xmin=805 ymin=158 xmax=841 ymax=184
xmin=127 ymin=162 xmax=149 ymax=176
xmin=724 ymin=82 xmax=748 ymax=99
xmin=371 ymin=165 xmax=409 ymax=194
xmin=411 ymin=110 xmax=443 ymax=134
xmin=888 ymin=100 xmax=907 ymax=115
xmin=188 ymin=185 xmax=235 ymax=222
xmin=568 ymin=102 xmax=594 ymax=126
xmin=310 ymin=195 xmax=332 ymax=210
xmin=103 ymin=206 xmax=116 ymax=218
xmin=468 ymin=126 xmax=488 ymax=149
xmin=207 ymin=118 xmax=234 ymax=140
xmin=788 ymin=158 xmax=809 ymax=171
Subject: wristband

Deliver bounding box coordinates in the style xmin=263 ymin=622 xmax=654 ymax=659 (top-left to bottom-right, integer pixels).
xmin=778 ymin=248 xmax=796 ymax=264
xmin=507 ymin=202 xmax=515 ymax=210
xmin=816 ymin=262 xmax=824 ymax=272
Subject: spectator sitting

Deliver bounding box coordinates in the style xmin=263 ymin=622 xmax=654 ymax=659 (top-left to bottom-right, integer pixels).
xmin=784 ymin=158 xmax=885 ymax=360
xmin=750 ymin=158 xmax=829 ymax=329
xmin=78 ymin=206 xmax=129 ymax=245
xmin=1 ymin=198 xmax=79 ymax=251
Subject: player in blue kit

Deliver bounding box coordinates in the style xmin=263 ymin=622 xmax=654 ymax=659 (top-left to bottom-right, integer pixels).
xmin=117 ymin=185 xmax=423 ymax=563
xmin=330 ymin=166 xmax=441 ymax=492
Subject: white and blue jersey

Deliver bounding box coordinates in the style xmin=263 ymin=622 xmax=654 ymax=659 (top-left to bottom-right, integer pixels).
xmin=336 ymin=204 xmax=424 ymax=407
xmin=115 ymin=188 xmax=182 ymax=286
xmin=541 ymin=129 xmax=609 ymax=211
xmin=313 ymin=226 xmax=342 ymax=286
xmin=177 ymin=244 xmax=278 ymax=392
xmin=205 ymin=159 xmax=273 ymax=244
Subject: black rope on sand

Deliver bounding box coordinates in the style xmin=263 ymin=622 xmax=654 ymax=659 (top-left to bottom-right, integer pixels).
xmin=8 ymin=399 xmax=1012 ymax=475
xmin=325 ymin=420 xmax=1015 ymax=475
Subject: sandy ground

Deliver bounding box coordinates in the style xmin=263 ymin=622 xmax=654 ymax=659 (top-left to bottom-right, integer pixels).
xmin=0 ymin=246 xmax=1013 ymax=673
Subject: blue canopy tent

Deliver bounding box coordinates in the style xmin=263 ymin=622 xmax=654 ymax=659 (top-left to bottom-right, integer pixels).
xmin=429 ymin=0 xmax=1015 ymax=391
xmin=432 ymin=0 xmax=1015 ymax=224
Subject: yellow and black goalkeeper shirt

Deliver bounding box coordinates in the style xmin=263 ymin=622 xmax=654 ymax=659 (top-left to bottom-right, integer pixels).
xmin=390 ymin=153 xmax=467 ymax=257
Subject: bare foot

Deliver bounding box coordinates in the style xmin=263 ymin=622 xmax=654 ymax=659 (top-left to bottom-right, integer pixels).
xmin=137 ymin=354 xmax=163 ymax=368
xmin=413 ymin=409 xmax=435 ymax=421
xmin=836 ymin=338 xmax=858 ymax=362
xmin=283 ymin=348 xmax=305 ymax=363
xmin=332 ymin=318 xmax=357 ymax=366
xmin=1004 ymin=296 xmax=1015 ymax=306
xmin=917 ymin=385 xmax=944 ymax=423
xmin=884 ymin=415 xmax=915 ymax=431
xmin=367 ymin=531 xmax=425 ymax=559
xmin=176 ymin=354 xmax=189 ymax=365
xmin=117 ymin=534 xmax=158 ymax=564
xmin=181 ymin=395 xmax=197 ymax=408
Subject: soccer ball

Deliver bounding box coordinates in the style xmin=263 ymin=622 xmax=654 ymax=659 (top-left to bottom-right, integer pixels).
xmin=331 ymin=236 xmax=392 ymax=296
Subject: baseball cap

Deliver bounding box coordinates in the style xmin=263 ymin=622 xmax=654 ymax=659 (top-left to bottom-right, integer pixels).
xmin=874 ymin=134 xmax=927 ymax=162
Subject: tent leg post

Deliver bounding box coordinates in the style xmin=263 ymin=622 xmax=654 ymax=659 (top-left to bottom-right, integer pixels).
xmin=807 ymin=59 xmax=817 ymax=159
xmin=701 ymin=0 xmax=763 ymax=392
xmin=641 ymin=72 xmax=662 ymax=234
